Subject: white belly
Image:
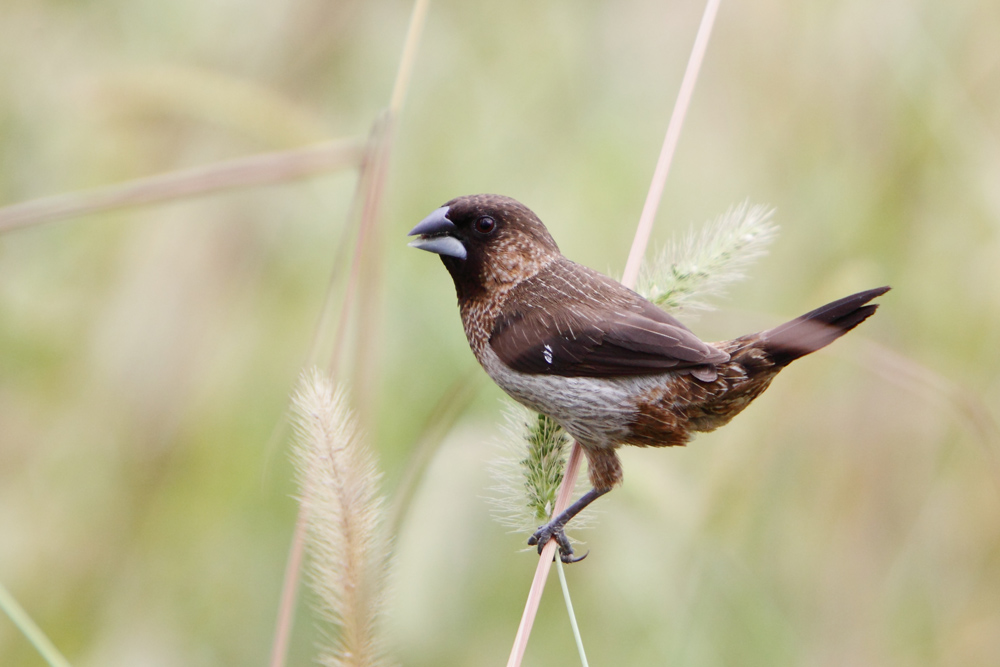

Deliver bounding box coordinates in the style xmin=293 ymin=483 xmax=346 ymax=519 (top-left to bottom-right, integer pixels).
xmin=478 ymin=345 xmax=672 ymax=449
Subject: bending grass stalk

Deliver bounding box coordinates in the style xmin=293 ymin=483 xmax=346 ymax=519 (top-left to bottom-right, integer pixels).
xmin=555 ymin=558 xmax=589 ymax=667
xmin=327 ymin=115 xmax=391 ymax=374
xmin=387 ymin=367 xmax=482 ymax=535
xmin=348 ymin=0 xmax=431 ymax=397
xmin=258 ymin=120 xmax=375 ymax=493
xmin=857 ymin=340 xmax=1000 ymax=494
xmin=332 ymin=0 xmax=430 ymax=380
xmin=269 ymin=3 xmax=430 ymax=666
xmin=507 ymin=1 xmax=722 ymax=664
xmin=0 ymin=580 xmax=73 ymax=667
xmin=0 ymin=138 xmax=364 ymax=233
xmin=269 ymin=119 xmax=381 ymax=667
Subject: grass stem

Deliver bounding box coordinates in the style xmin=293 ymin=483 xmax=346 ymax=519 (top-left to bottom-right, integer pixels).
xmin=555 ymin=558 xmax=589 ymax=667
xmin=506 ymin=444 xmax=583 ymax=667
xmin=0 ymin=138 xmax=364 ymax=233
xmin=621 ymin=0 xmax=722 ymax=289
xmin=268 ymin=501 xmax=311 ymax=667
xmin=0 ymin=580 xmax=72 ymax=667
xmin=507 ymin=1 xmax=722 ymax=664
xmin=269 ymin=3 xmax=431 ymax=665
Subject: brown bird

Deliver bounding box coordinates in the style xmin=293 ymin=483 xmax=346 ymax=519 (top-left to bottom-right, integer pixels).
xmin=409 ymin=194 xmax=889 ymax=562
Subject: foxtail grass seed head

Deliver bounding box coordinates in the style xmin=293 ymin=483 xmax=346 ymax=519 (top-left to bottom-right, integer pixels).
xmin=638 ymin=202 xmax=778 ymax=313
xmin=290 ymin=368 xmax=391 ymax=667
xmin=487 ymin=404 xmax=593 ymax=536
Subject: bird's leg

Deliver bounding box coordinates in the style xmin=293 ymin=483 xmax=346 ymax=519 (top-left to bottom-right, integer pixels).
xmin=528 ymin=487 xmax=611 ymax=563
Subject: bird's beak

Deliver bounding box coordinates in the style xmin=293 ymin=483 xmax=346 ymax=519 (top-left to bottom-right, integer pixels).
xmin=407 ymin=206 xmax=467 ymax=260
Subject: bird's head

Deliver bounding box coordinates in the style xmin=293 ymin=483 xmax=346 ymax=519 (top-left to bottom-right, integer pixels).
xmin=408 ymin=194 xmax=561 ymax=299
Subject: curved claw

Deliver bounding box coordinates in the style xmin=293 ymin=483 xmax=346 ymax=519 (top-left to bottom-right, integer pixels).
xmin=561 ymin=549 xmax=589 ymax=564
xmin=528 ymin=522 xmax=583 ymax=563
xmin=525 ymin=487 xmax=610 ymax=564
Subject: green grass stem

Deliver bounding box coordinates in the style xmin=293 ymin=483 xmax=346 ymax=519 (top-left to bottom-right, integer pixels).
xmin=0 ymin=580 xmax=72 ymax=667
xmin=555 ymin=558 xmax=589 ymax=667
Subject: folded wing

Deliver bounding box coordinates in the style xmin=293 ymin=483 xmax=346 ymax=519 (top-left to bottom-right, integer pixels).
xmin=489 ymin=260 xmax=729 ymax=377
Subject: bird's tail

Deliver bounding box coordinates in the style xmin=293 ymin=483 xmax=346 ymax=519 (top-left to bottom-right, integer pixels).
xmin=760 ymin=286 xmax=890 ymax=366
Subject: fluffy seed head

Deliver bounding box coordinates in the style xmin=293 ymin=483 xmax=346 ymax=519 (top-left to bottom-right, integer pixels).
xmin=290 ymin=368 xmax=391 ymax=667
xmin=638 ymin=202 xmax=778 ymax=313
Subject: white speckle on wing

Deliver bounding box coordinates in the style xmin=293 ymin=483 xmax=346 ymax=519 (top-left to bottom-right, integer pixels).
xmin=543 ymin=344 xmax=554 ymax=365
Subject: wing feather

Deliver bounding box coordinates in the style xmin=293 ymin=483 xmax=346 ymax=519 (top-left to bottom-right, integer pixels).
xmin=489 ymin=259 xmax=728 ymax=377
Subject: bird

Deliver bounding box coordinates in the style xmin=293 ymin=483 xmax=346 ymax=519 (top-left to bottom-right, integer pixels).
xmin=408 ymin=193 xmax=889 ymax=562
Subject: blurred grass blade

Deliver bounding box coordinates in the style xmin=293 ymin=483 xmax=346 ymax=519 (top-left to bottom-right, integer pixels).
xmin=555 ymin=558 xmax=589 ymax=667
xmin=0 ymin=580 xmax=72 ymax=667
xmin=271 ymin=5 xmax=431 ymax=665
xmin=0 ymin=137 xmax=364 ymax=233
xmin=342 ymin=0 xmax=430 ymax=416
xmin=94 ymin=65 xmax=334 ymax=146
xmin=390 ymin=0 xmax=431 ymax=115
xmin=332 ymin=0 xmax=429 ymax=391
xmin=859 ymin=340 xmax=1000 ymax=490
xmin=387 ymin=366 xmax=482 ymax=535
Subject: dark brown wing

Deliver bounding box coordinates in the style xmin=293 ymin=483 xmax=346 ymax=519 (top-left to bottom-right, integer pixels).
xmin=489 ymin=259 xmax=729 ymax=377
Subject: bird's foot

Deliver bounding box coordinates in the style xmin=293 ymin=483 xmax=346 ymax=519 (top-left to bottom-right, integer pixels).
xmin=528 ymin=521 xmax=588 ymax=563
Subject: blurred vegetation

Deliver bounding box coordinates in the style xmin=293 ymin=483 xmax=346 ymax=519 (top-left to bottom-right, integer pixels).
xmin=1 ymin=0 xmax=999 ymax=665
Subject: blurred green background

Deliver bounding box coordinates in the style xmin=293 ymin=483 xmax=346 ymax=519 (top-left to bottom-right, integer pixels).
xmin=2 ymin=0 xmax=999 ymax=665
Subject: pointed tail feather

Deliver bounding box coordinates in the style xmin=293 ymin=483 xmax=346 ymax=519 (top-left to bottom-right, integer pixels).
xmin=762 ymin=286 xmax=890 ymax=366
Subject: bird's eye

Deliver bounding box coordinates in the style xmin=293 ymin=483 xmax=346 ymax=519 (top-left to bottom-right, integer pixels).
xmin=474 ymin=216 xmax=496 ymax=235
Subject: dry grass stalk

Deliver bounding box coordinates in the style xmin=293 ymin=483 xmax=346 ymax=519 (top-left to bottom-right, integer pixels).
xmin=857 ymin=340 xmax=1000 ymax=490
xmin=507 ymin=0 xmax=723 ymax=664
xmin=0 ymin=138 xmax=364 ymax=233
xmin=387 ymin=367 xmax=482 ymax=534
xmin=290 ymin=369 xmax=391 ymax=667
xmin=620 ymin=0 xmax=724 ymax=289
xmin=271 ymin=4 xmax=430 ymax=664
xmin=506 ymin=446 xmax=583 ymax=667
xmin=331 ymin=0 xmax=430 ymax=378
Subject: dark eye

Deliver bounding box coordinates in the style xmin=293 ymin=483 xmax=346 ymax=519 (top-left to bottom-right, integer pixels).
xmin=474 ymin=216 xmax=496 ymax=235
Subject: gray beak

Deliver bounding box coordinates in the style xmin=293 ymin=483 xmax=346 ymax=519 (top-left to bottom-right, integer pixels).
xmin=407 ymin=206 xmax=467 ymax=260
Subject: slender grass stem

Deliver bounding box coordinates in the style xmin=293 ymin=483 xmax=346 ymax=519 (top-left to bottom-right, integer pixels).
xmin=387 ymin=367 xmax=482 ymax=535
xmin=555 ymin=558 xmax=589 ymax=667
xmin=0 ymin=138 xmax=364 ymax=233
xmin=0 ymin=581 xmax=72 ymax=667
xmin=856 ymin=340 xmax=1000 ymax=494
xmin=390 ymin=0 xmax=431 ymax=115
xmin=328 ymin=117 xmax=388 ymax=375
xmin=507 ymin=2 xmax=722 ymax=665
xmin=349 ymin=0 xmax=430 ymax=409
xmin=269 ymin=3 xmax=431 ymax=666
xmin=268 ymin=500 xmax=311 ymax=667
xmin=506 ymin=445 xmax=583 ymax=667
xmin=621 ymin=0 xmax=723 ymax=289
